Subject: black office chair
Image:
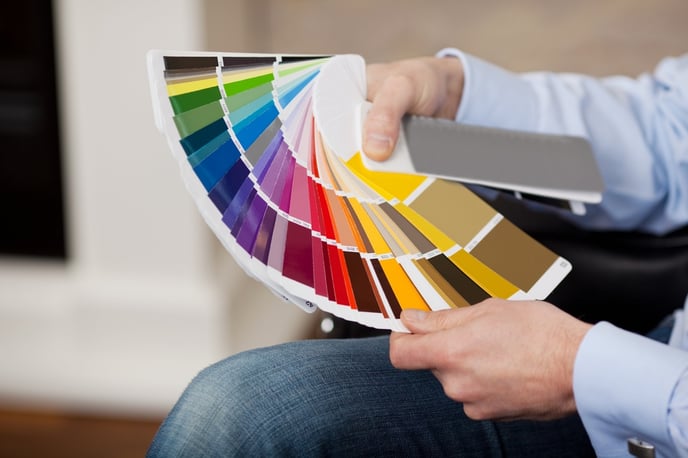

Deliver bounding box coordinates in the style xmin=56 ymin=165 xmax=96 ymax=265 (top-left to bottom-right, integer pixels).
xmin=317 ymin=194 xmax=688 ymax=339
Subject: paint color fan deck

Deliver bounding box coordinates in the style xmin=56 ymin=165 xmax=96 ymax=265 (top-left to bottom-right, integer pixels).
xmin=147 ymin=50 xmax=572 ymax=332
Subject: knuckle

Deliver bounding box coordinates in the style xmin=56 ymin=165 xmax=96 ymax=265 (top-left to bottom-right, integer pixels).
xmin=463 ymin=403 xmax=490 ymax=421
xmin=389 ymin=72 xmax=414 ymax=85
xmin=383 ymin=73 xmax=415 ymax=95
xmin=428 ymin=309 xmax=458 ymax=331
xmin=442 ymin=382 xmax=463 ymax=402
xmin=388 ymin=341 xmax=404 ymax=367
xmin=438 ymin=374 xmax=470 ymax=402
xmin=431 ymin=311 xmax=449 ymax=329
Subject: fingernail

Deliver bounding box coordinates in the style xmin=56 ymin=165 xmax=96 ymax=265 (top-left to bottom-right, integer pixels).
xmin=403 ymin=309 xmax=428 ymax=322
xmin=363 ymin=132 xmax=392 ymax=159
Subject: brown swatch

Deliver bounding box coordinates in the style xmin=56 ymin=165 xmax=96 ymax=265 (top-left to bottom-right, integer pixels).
xmin=413 ymin=258 xmax=470 ymax=308
xmin=343 ymin=251 xmax=383 ymax=314
xmin=427 ymin=254 xmax=490 ymax=305
xmin=470 ymin=219 xmax=557 ymax=291
xmin=371 ymin=259 xmax=402 ymax=318
xmin=408 ymin=180 xmax=495 ymax=246
xmin=379 ymin=202 xmax=436 ymax=253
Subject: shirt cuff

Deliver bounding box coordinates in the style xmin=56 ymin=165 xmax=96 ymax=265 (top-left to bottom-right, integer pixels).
xmin=574 ymin=322 xmax=688 ymax=457
xmin=435 ymin=47 xmax=540 ymax=132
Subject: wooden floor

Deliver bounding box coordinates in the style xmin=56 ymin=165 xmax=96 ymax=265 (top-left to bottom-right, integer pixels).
xmin=0 ymin=409 xmax=162 ymax=458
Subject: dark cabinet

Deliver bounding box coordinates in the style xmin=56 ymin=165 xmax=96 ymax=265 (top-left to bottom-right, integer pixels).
xmin=0 ymin=0 xmax=66 ymax=258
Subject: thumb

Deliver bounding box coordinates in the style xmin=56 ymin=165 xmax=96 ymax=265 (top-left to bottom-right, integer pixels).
xmin=363 ymin=73 xmax=415 ymax=162
xmin=401 ymin=307 xmax=469 ymax=334
xmin=362 ymin=112 xmax=397 ymax=162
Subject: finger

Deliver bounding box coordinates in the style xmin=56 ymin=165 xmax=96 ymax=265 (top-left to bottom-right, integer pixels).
xmin=363 ymin=74 xmax=415 ymax=161
xmin=389 ymin=331 xmax=446 ymax=370
xmin=400 ymin=307 xmax=472 ymax=334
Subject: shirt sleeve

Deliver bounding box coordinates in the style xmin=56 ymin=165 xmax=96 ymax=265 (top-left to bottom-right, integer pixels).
xmin=574 ymin=322 xmax=688 ymax=457
xmin=437 ymin=48 xmax=688 ymax=235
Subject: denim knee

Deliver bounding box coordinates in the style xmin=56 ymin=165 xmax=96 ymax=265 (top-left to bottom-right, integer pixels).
xmin=148 ymin=341 xmax=360 ymax=457
xmin=148 ymin=349 xmax=283 ymax=457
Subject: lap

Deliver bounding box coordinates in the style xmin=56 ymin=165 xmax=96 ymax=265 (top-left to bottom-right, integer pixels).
xmin=148 ymin=336 xmax=594 ymax=457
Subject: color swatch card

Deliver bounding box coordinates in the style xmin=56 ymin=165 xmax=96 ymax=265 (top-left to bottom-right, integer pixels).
xmin=147 ymin=50 xmax=573 ymax=332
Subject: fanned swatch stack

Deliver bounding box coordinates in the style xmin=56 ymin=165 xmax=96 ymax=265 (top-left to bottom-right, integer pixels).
xmin=147 ymin=51 xmax=572 ymax=332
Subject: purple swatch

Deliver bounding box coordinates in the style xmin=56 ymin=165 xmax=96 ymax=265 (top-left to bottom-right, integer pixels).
xmin=236 ymin=192 xmax=268 ymax=253
xmin=252 ymin=205 xmax=277 ymax=264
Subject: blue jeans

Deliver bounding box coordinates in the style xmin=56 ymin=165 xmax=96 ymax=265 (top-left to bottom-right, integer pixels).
xmin=147 ymin=336 xmax=594 ymax=457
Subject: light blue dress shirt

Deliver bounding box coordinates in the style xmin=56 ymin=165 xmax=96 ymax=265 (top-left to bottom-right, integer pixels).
xmin=439 ymin=48 xmax=688 ymax=457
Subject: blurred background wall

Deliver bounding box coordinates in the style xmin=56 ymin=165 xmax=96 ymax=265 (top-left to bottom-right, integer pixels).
xmin=205 ymin=0 xmax=688 ymax=74
xmin=0 ymin=0 xmax=686 ymax=447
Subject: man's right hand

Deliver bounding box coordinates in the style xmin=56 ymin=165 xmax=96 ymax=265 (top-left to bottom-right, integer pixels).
xmin=363 ymin=56 xmax=465 ymax=161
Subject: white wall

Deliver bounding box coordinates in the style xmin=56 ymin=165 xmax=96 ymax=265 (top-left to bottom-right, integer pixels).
xmin=0 ymin=0 xmax=313 ymax=418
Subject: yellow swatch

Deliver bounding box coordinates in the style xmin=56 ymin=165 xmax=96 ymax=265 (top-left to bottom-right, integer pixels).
xmin=346 ymin=153 xmax=425 ymax=201
xmin=166 ymin=75 xmax=219 ymax=97
xmin=380 ymin=258 xmax=430 ymax=312
xmin=449 ymin=250 xmax=518 ymax=298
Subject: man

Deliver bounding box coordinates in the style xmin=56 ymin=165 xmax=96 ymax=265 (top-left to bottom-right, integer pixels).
xmin=365 ymin=48 xmax=688 ymax=457
xmin=148 ymin=49 xmax=688 ymax=457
